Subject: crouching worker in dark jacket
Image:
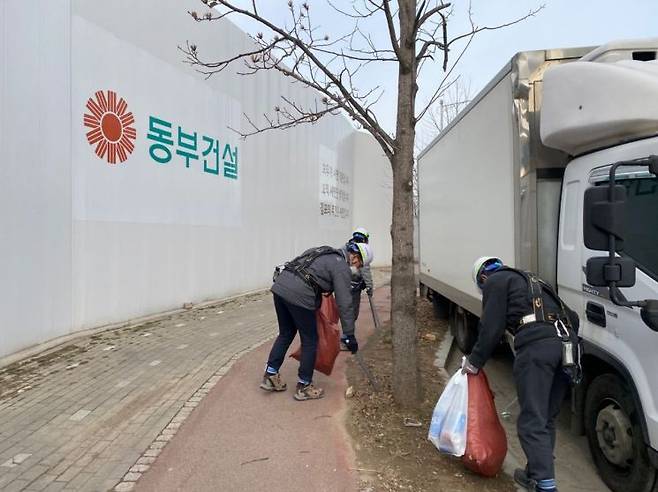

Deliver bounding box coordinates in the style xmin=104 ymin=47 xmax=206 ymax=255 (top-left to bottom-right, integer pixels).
xmin=462 ymin=256 xmax=581 ymax=492
xmin=260 ymin=243 xmax=373 ymax=401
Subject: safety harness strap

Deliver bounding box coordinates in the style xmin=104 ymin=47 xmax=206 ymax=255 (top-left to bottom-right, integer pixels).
xmin=283 ymin=246 xmax=341 ymax=295
xmin=499 ymin=267 xmax=573 ymax=331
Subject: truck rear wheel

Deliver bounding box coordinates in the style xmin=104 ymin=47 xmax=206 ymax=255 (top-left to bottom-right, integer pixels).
xmin=449 ymin=306 xmax=478 ymax=354
xmin=585 ymin=374 xmax=657 ymax=492
xmin=431 ymin=292 xmax=450 ymax=320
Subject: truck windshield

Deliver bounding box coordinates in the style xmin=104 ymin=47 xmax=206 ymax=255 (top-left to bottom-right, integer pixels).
xmin=596 ymin=176 xmax=658 ymax=280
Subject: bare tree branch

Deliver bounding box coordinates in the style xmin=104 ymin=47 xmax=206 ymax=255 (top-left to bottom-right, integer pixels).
xmin=189 ymin=0 xmax=542 ymax=158
xmin=416 ymin=11 xmax=448 ymax=69
xmin=382 ymin=0 xmax=402 ymax=59
xmin=446 ymin=4 xmax=544 ymax=50
xmin=194 ymin=0 xmax=395 ymax=155
xmin=414 ymin=2 xmax=451 ymax=34
xmin=231 ymin=98 xmax=341 ymax=139
xmin=327 ymin=0 xmax=378 ymax=19
xmin=415 ymin=33 xmax=474 ymax=122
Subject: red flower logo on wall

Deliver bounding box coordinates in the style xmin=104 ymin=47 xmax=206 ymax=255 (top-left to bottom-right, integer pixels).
xmin=84 ymin=90 xmax=136 ymax=164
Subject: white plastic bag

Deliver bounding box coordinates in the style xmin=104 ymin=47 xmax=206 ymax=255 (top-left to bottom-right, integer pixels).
xmin=428 ymin=369 xmax=468 ymax=456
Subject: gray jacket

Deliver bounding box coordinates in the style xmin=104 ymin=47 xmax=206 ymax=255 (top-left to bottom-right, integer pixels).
xmin=271 ymin=247 xmax=356 ymax=336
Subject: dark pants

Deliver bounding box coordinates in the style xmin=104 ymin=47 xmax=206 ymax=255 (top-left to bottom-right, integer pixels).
xmin=267 ymin=294 xmax=318 ymax=384
xmin=352 ymin=290 xmax=362 ymax=322
xmin=513 ymin=337 xmax=570 ymax=481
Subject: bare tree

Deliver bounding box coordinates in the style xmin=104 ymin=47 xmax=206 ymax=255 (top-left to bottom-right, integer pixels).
xmin=184 ymin=0 xmax=541 ymax=407
xmin=429 ymin=78 xmax=472 ymax=133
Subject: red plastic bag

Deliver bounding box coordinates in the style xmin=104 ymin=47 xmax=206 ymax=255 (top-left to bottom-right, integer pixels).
xmin=462 ymin=371 xmax=508 ymax=477
xmin=290 ymin=295 xmax=341 ymax=376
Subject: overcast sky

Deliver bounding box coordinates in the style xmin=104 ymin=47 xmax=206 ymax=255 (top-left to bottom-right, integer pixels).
xmin=219 ymin=1 xmax=658 ymax=147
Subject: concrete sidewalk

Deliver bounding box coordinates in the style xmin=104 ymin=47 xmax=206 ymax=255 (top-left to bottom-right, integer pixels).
xmin=136 ymin=287 xmax=390 ymax=492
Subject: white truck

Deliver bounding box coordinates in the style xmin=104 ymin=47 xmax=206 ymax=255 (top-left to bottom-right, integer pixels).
xmin=417 ymin=39 xmax=658 ymax=492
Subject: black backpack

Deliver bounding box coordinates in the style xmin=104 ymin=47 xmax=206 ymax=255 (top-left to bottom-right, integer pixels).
xmin=273 ymin=246 xmax=342 ymax=295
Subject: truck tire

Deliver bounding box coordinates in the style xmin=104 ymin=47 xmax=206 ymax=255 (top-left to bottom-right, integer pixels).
xmin=431 ymin=292 xmax=450 ymax=320
xmin=449 ymin=306 xmax=478 ymax=354
xmin=585 ymin=374 xmax=657 ymax=492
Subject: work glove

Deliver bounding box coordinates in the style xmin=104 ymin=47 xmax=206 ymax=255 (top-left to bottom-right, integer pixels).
xmin=343 ymin=334 xmax=359 ymax=354
xmin=366 ymin=287 xmax=373 ymax=297
xmin=461 ymin=357 xmax=480 ymax=375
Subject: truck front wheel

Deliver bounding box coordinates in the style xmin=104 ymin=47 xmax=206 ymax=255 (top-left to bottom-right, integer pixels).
xmin=585 ymin=374 xmax=657 ymax=492
xmin=449 ymin=306 xmax=478 ymax=354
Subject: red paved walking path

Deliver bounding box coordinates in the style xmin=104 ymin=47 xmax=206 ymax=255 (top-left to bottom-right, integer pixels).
xmin=137 ymin=288 xmax=390 ymax=492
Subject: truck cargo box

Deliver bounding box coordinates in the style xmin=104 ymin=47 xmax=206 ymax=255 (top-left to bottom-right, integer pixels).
xmin=418 ymin=47 xmax=592 ymax=315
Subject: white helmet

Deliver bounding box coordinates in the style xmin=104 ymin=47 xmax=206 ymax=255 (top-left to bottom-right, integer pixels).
xmin=352 ymin=227 xmax=370 ymax=243
xmin=472 ymin=256 xmax=503 ymax=289
xmin=349 ymin=242 xmax=374 ymax=266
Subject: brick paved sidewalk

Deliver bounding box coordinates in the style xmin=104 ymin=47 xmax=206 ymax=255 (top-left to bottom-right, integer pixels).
xmin=0 ymin=291 xmax=278 ymax=492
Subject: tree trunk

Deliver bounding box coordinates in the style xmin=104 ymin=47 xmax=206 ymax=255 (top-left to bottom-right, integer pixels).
xmin=390 ymin=0 xmax=420 ymax=407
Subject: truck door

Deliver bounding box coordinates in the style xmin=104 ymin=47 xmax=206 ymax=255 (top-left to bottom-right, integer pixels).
xmin=580 ymin=164 xmax=658 ymax=492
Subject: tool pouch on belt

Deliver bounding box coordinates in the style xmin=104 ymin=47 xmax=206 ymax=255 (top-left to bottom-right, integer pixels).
xmin=554 ymin=320 xmax=574 ymax=367
xmin=555 ymin=319 xmax=583 ymax=384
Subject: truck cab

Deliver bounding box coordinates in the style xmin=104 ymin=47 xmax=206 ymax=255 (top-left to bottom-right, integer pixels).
xmin=543 ymin=58 xmax=658 ymax=492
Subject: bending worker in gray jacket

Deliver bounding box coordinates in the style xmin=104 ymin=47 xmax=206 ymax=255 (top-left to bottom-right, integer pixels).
xmin=260 ymin=242 xmax=373 ymax=401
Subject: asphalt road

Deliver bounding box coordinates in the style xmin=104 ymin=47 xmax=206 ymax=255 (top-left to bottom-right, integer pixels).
xmin=446 ymin=345 xmax=610 ymax=492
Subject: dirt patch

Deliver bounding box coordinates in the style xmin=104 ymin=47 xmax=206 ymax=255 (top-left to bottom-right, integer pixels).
xmin=345 ymin=297 xmax=515 ymax=492
xmin=0 ymin=344 xmax=88 ymax=400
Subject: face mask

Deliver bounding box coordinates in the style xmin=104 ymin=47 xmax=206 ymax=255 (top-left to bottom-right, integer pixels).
xmin=350 ymin=266 xmax=359 ymax=275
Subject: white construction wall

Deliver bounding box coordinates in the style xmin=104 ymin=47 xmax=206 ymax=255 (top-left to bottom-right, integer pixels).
xmin=351 ymin=131 xmax=393 ymax=267
xmin=0 ymin=0 xmax=391 ymax=359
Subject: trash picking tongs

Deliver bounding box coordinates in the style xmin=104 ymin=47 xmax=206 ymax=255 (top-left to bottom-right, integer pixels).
xmin=352 ymin=293 xmax=382 ymax=391
xmin=353 ymin=352 xmax=381 ymax=392
xmin=368 ymin=293 xmax=381 ymax=331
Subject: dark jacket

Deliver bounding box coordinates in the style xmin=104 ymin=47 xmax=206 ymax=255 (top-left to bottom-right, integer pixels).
xmin=468 ymin=269 xmax=579 ymax=369
xmin=271 ymin=247 xmax=356 ymax=335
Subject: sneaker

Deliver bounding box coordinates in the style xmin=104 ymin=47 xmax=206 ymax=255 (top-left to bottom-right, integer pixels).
xmin=259 ymin=372 xmax=287 ymax=392
xmin=340 ymin=341 xmax=350 ymax=352
xmin=294 ymin=383 xmax=325 ymax=401
xmin=536 ymin=479 xmax=558 ymax=492
xmin=514 ymin=468 xmax=536 ymax=491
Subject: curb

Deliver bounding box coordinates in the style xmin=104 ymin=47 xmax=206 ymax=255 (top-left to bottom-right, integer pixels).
xmin=112 ymin=335 xmax=275 ymax=492
xmin=433 ymin=329 xmax=454 ymax=380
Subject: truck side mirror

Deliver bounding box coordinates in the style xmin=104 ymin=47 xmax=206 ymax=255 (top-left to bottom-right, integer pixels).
xmin=582 ymin=156 xmax=658 ymax=332
xmin=641 ymin=300 xmax=658 ymax=332
xmin=586 ymin=257 xmax=636 ymax=287
xmin=583 ymin=185 xmax=626 ymax=252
